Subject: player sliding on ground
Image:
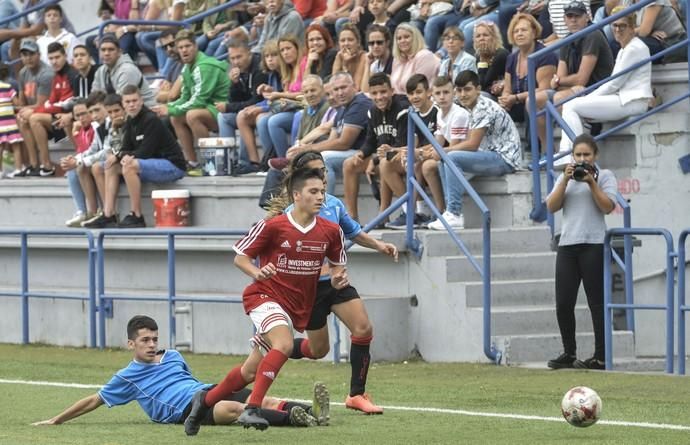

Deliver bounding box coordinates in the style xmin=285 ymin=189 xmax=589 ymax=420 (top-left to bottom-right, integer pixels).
xmin=184 ymin=166 xmax=348 ymax=434
xmin=32 ymin=315 xmax=329 ymax=428
xmin=270 ymin=151 xmax=398 ymax=414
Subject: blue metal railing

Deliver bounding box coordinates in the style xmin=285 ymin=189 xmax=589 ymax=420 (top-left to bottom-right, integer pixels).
xmin=603 ymin=228 xmax=676 ymax=373
xmin=0 ymin=0 xmax=61 ymax=27
xmin=527 ymin=0 xmax=690 ymax=225
xmin=96 ymin=229 xmax=246 ymax=349
xmin=388 ymin=110 xmax=498 ymax=364
xmin=677 ymin=229 xmax=690 ymax=374
xmin=0 ymin=229 xmax=97 ymax=347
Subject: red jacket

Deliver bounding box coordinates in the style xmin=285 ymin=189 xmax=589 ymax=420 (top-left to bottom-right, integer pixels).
xmin=35 ymin=64 xmax=77 ymax=114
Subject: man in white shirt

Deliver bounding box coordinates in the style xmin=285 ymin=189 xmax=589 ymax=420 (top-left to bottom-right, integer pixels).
xmin=36 ymin=4 xmax=80 ymax=64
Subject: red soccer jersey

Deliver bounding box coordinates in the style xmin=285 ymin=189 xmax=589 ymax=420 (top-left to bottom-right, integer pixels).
xmin=233 ymin=212 xmax=347 ymax=331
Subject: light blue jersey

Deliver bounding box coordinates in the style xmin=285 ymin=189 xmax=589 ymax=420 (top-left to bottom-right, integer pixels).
xmin=98 ymin=350 xmax=211 ymax=424
xmin=286 ymin=193 xmax=361 ymax=281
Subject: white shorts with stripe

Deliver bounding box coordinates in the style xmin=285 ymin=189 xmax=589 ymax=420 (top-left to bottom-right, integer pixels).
xmin=248 ymin=301 xmax=294 ymax=355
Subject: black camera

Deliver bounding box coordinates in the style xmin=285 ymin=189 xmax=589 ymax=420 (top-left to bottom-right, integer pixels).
xmin=572 ymin=162 xmax=598 ymax=182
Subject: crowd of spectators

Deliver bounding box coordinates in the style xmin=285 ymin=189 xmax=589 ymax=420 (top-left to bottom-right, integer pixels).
xmin=0 ymin=0 xmax=684 ymax=228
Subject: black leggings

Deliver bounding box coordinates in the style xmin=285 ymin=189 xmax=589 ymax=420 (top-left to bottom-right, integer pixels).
xmin=555 ymin=243 xmax=605 ymax=360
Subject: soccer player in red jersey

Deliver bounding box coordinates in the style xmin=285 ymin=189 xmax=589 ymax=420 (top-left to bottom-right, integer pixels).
xmin=184 ymin=167 xmax=348 ymax=434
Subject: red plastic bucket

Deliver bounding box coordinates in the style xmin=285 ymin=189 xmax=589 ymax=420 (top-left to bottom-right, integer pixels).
xmin=152 ymin=190 xmax=190 ymax=227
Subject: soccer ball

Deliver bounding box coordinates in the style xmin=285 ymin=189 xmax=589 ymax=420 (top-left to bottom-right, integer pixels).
xmin=561 ymin=386 xmax=602 ymax=427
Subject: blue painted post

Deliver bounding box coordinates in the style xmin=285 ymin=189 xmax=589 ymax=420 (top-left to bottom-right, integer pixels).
xmin=545 ymin=108 xmax=555 ymax=236
xmin=678 ymin=231 xmax=688 ymax=375
xmin=482 ymin=212 xmax=495 ymax=363
xmin=527 ymin=57 xmax=544 ymax=222
xmin=406 ymin=109 xmax=416 ymax=249
xmin=98 ymin=234 xmax=107 ymax=349
xmin=168 ymin=234 xmax=177 ymax=349
xmin=623 ymin=205 xmax=634 ymax=332
xmin=87 ymin=234 xmax=97 ymax=348
xmin=664 ymin=233 xmax=675 ymax=374
xmin=21 ymin=233 xmax=29 ymax=344
xmin=603 ymin=234 xmax=613 ymax=370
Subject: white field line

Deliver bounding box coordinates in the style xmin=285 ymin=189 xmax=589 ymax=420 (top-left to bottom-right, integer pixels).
xmin=2 ymin=378 xmax=690 ymax=432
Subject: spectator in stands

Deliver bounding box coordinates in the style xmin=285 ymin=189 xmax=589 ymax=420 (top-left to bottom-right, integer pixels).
xmin=366 ymin=24 xmax=393 ymax=75
xmin=418 ymin=75 xmax=470 ymax=218
xmin=312 ymin=0 xmax=354 ymax=35
xmin=544 ymin=0 xmax=592 ymax=45
xmin=557 ymin=8 xmax=653 ymax=161
xmin=193 ymin=1 xmax=238 ymax=57
xmin=14 ymin=39 xmax=52 ymax=177
xmin=256 ymin=35 xmax=307 ymax=161
xmin=153 ymin=29 xmax=230 ymax=176
xmin=236 ymin=41 xmax=282 ymax=170
xmin=532 ymin=1 xmax=614 ymax=149
xmin=332 ymin=24 xmax=369 ymax=91
xmin=473 ymin=21 xmax=509 ymax=100
xmin=438 ymin=27 xmax=477 ymax=83
xmin=155 ymin=31 xmax=184 ymax=104
xmin=35 ymin=4 xmax=80 ymax=65
xmin=457 ymin=0 xmax=501 ymax=54
xmin=71 ymin=45 xmax=99 ymax=100
xmin=305 ymin=23 xmax=337 ymax=78
xmin=60 ymin=98 xmax=97 ymax=226
xmin=216 ymin=2 xmax=267 ymax=58
xmin=342 ymin=72 xmax=408 ymax=223
xmin=216 ymin=40 xmax=268 ymax=175
xmin=428 ymin=70 xmax=521 ymax=230
xmin=84 ymin=85 xmax=186 ymax=229
xmin=106 ymin=0 xmax=143 ymax=63
xmin=287 ymin=72 xmax=372 ymax=194
xmin=27 ymin=42 xmax=79 ymax=177
xmin=423 ymin=0 xmax=468 ymax=52
xmin=293 ymin=0 xmax=328 ymax=22
xmin=134 ymin=0 xmax=185 ymax=71
xmin=390 ymin=23 xmax=439 ymax=95
xmin=0 ymin=0 xmax=19 ymax=31
xmin=0 ymin=0 xmax=75 ymax=64
xmin=92 ymin=34 xmax=157 ymax=107
xmin=499 ymin=13 xmax=557 ymax=123
xmin=61 ymin=91 xmax=110 ymax=227
xmin=381 ymin=74 xmax=437 ymax=229
xmin=545 ymin=134 xmax=617 ymax=371
xmin=89 ymin=93 xmax=127 ymax=220
xmin=366 ymin=0 xmax=394 ymax=37
xmin=0 ymin=73 xmax=23 ymax=178
xmin=498 ymin=0 xmax=550 ymax=51
xmin=606 ymin=0 xmax=687 ymax=62
xmin=85 ymin=0 xmax=116 ymax=63
xmin=252 ymin=0 xmax=305 ymax=54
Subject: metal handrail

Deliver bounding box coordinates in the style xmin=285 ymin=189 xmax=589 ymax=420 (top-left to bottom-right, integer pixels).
xmin=677 ymin=229 xmax=690 ymax=374
xmin=96 ymin=229 xmax=247 ymax=349
xmin=603 ymin=228 xmax=676 ymax=373
xmin=0 ymin=229 xmax=97 ymax=348
xmin=0 ymin=0 xmax=62 ymax=27
xmin=405 ymin=110 xmax=498 ymax=364
xmin=526 ymin=0 xmax=690 ymax=222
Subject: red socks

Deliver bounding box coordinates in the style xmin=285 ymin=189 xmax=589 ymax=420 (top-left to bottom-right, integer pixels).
xmin=204 ymin=366 xmax=247 ymax=407
xmin=247 ymin=349 xmax=288 ymax=407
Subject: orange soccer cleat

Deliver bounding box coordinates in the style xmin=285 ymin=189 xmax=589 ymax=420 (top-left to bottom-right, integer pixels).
xmin=345 ymin=393 xmax=384 ymax=415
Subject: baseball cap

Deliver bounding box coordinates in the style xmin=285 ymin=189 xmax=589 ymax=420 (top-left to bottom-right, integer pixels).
xmin=564 ymin=0 xmax=587 ymax=15
xmin=19 ymin=39 xmax=39 ymax=53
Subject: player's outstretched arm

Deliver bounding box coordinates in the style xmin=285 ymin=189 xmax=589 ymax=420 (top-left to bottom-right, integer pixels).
xmin=32 ymin=393 xmax=104 ymax=425
xmin=352 ymin=232 xmax=398 ymax=262
xmin=234 ymin=254 xmax=276 ymax=281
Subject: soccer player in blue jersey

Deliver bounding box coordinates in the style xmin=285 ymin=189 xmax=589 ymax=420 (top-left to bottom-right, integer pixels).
xmin=278 ymin=151 xmax=398 ymax=413
xmin=32 ymin=315 xmax=327 ymax=428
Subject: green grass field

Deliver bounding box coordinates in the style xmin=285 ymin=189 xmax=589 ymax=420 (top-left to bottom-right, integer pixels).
xmin=1 ymin=344 xmax=689 ymax=445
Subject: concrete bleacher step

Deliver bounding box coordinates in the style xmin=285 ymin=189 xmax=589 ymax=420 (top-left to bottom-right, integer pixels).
xmin=502 ymin=331 xmax=635 ymax=365
xmin=421 ymin=226 xmax=551 ymax=257
xmin=446 ymin=251 xmax=556 ymax=282
xmin=465 ymin=278 xmax=585 ymax=308
xmin=485 ymin=304 xmax=594 ymax=336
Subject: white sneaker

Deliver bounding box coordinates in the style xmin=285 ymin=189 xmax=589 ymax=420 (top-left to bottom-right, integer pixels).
xmin=65 ymin=212 xmax=86 ymax=228
xmin=428 ymin=211 xmax=464 ymax=231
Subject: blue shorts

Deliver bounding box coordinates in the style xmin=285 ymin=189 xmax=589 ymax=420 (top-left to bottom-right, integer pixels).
xmin=138 ymin=159 xmax=185 ymax=183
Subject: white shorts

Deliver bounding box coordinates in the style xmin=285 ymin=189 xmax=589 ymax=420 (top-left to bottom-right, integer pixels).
xmin=248 ymin=301 xmax=294 ymax=355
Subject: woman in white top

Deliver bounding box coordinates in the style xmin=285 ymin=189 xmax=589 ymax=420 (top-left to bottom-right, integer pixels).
xmin=558 ymin=7 xmax=653 ymax=158
xmin=390 ymin=23 xmax=440 ymax=95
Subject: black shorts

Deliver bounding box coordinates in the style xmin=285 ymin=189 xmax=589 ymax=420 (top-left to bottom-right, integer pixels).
xmin=306 ymin=280 xmax=360 ymax=331
xmin=177 ymin=387 xmax=251 ymax=425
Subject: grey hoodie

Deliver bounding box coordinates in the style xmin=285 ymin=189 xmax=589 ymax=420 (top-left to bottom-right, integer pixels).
xmin=252 ymin=0 xmax=305 ymax=53
xmin=92 ymin=54 xmax=156 ymax=107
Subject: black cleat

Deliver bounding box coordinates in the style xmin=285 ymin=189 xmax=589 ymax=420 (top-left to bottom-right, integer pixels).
xmin=184 ymin=389 xmax=210 ymax=436
xmin=573 ymin=357 xmax=606 ymax=370
xmin=238 ymin=407 xmax=269 ymax=431
xmin=547 ymin=352 xmax=577 ymax=369
xmin=288 ymin=406 xmax=318 ymax=427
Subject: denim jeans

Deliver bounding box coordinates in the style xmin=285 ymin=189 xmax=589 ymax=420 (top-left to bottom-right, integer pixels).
xmin=458 ymin=10 xmax=499 ymax=55
xmin=217 ymin=111 xmax=252 ymax=165
xmin=197 ymin=34 xmax=225 ymax=57
xmin=138 ymin=159 xmax=185 ymax=183
xmin=443 ymin=150 xmax=513 ymax=215
xmin=258 ymin=111 xmax=295 ymax=159
xmin=322 ymin=149 xmax=358 ymax=195
xmin=0 ymin=0 xmax=19 ymax=29
xmin=135 ymin=31 xmax=164 ymax=70
xmin=424 ymin=11 xmax=465 ymax=52
xmin=67 ymin=170 xmax=86 ymax=214
xmin=498 ymin=0 xmax=524 ymax=48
